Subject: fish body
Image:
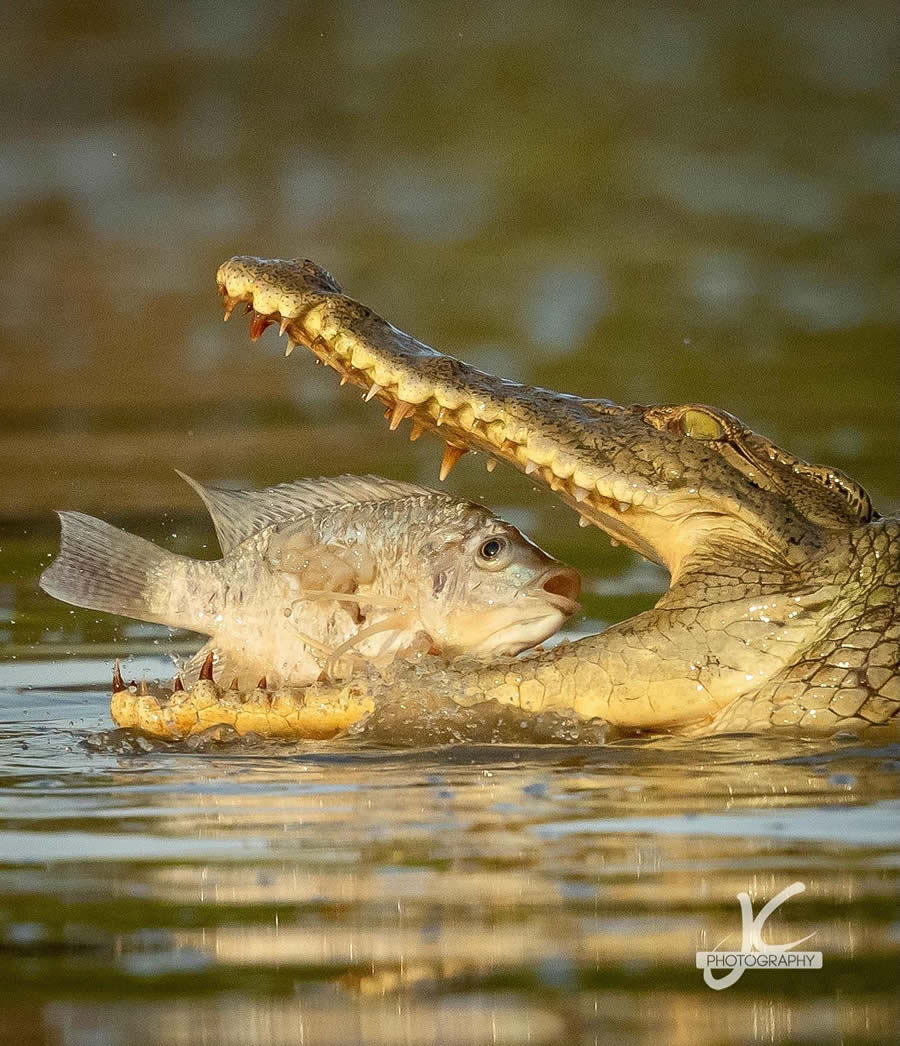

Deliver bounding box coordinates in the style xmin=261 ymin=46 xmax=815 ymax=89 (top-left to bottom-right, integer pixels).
xmin=40 ymin=473 xmax=580 ymax=688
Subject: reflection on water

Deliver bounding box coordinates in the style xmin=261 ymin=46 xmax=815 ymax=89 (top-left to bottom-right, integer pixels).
xmin=1 ymin=0 xmax=899 ymax=1042
xmin=1 ymin=677 xmax=899 ymax=1044
xmin=1 ymin=0 xmax=898 ymax=523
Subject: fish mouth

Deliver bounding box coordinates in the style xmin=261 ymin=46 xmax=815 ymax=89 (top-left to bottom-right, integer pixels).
xmin=464 ymin=606 xmax=570 ymax=657
xmin=530 ymin=566 xmax=581 ymax=616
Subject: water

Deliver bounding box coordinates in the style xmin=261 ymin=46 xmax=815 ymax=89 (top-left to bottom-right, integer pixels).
xmin=1 ymin=1 xmax=899 ymax=1043
xmin=2 ymin=674 xmax=899 ymax=1043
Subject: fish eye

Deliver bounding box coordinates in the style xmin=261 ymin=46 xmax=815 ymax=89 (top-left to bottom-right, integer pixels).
xmin=477 ymin=536 xmax=511 ymax=569
xmin=680 ymin=408 xmax=724 ymax=441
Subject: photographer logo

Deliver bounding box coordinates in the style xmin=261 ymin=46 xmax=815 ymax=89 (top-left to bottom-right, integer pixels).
xmin=696 ymin=881 xmax=823 ymax=990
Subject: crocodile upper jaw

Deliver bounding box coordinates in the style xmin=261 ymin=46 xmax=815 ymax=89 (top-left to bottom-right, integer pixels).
xmin=216 ymin=255 xmax=874 ymax=585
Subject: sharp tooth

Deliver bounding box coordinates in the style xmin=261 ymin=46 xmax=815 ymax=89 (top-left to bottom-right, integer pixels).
xmin=340 ymin=375 xmax=349 ymax=386
xmin=486 ymin=458 xmax=497 ymax=472
xmin=573 ymin=486 xmax=589 ymax=502
xmin=364 ymin=383 xmax=383 ymax=403
xmin=525 ymin=461 xmax=538 ymax=475
xmin=439 ymin=443 xmax=466 ymax=481
xmin=199 ymin=651 xmax=215 ymax=681
xmin=389 ymin=400 xmax=415 ymax=431
xmin=173 ymin=675 xmax=184 ymax=692
xmin=436 ymin=408 xmax=447 ymax=426
xmin=409 ymin=420 xmax=425 ymax=442
xmin=230 ymin=677 xmax=239 ymax=690
xmin=617 ymin=502 xmax=630 ymax=513
xmin=285 ymin=340 xmax=296 ymax=357
xmin=112 ymin=659 xmax=125 ymax=692
xmin=257 ymin=676 xmax=267 ymax=690
xmin=249 ymin=312 xmax=272 ymax=341
xmin=279 ymin=317 xmax=290 ymax=336
xmin=223 ymin=297 xmax=237 ymax=321
xmin=610 ymin=538 xmax=620 ymax=547
xmin=578 ymin=515 xmax=590 ymax=527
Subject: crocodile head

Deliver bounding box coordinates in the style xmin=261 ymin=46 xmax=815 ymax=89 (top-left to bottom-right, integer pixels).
xmin=215 ymin=256 xmax=875 ymax=585
xmin=107 ymin=256 xmax=898 ymax=741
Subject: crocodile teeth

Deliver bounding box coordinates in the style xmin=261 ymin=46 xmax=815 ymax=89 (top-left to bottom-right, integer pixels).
xmin=573 ymin=486 xmax=589 ymax=502
xmin=249 ymin=312 xmax=272 ymax=341
xmin=113 ymin=659 xmax=125 ymax=692
xmin=436 ymin=408 xmax=447 ymax=426
xmin=525 ymin=461 xmax=538 ymax=475
xmin=285 ymin=340 xmax=297 ymax=357
xmin=578 ymin=515 xmax=590 ymax=527
xmin=222 ymin=296 xmax=238 ymax=321
xmin=340 ymin=375 xmax=350 ymax=386
xmin=199 ymin=651 xmax=215 ymax=681
xmin=486 ymin=458 xmax=497 ymax=472
xmin=174 ymin=675 xmax=184 ymax=692
xmin=279 ymin=317 xmax=290 ymax=336
xmin=257 ymin=676 xmax=267 ymax=690
xmin=409 ymin=420 xmax=425 ymax=442
xmin=364 ymin=384 xmax=382 ymax=403
xmin=229 ymin=677 xmax=239 ymax=690
xmin=389 ymin=400 xmax=415 ymax=431
xmin=617 ymin=502 xmax=630 ymax=513
xmin=439 ymin=443 xmax=466 ymax=481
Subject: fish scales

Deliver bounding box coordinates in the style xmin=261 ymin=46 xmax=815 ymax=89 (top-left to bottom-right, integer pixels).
xmin=40 ymin=473 xmax=581 ymax=690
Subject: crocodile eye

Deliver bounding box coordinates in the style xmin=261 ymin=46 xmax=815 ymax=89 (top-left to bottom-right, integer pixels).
xmin=680 ymin=409 xmax=724 ymax=441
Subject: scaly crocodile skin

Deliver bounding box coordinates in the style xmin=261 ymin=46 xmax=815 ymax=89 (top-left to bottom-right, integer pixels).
xmin=109 ymin=257 xmax=899 ymax=739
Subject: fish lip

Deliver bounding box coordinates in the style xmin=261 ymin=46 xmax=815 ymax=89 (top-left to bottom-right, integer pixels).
xmin=530 ymin=566 xmax=581 ymax=616
xmin=462 ymin=605 xmax=570 ymax=657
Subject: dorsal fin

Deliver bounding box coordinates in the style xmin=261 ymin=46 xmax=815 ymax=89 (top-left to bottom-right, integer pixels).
xmin=175 ymin=470 xmax=444 ymax=554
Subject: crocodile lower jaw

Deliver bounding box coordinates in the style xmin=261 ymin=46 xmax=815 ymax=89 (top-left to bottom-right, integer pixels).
xmin=111 ymin=677 xmax=373 ymax=740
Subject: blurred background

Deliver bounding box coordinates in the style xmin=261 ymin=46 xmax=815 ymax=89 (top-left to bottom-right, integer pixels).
xmin=2 ymin=5 xmax=900 ymax=1044
xmin=1 ymin=0 xmax=899 ymax=638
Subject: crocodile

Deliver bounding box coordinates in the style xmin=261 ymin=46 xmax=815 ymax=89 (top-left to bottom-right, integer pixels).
xmin=111 ymin=256 xmax=900 ymax=740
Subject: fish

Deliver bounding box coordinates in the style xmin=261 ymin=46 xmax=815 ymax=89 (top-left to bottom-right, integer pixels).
xmin=39 ymin=472 xmax=581 ymax=688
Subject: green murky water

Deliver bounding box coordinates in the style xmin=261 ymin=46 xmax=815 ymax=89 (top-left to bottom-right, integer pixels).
xmin=1 ymin=1 xmax=898 ymax=1043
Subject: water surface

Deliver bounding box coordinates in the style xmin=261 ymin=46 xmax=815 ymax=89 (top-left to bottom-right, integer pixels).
xmin=1 ymin=0 xmax=898 ymax=1042
xmin=2 ymin=668 xmax=899 ymax=1045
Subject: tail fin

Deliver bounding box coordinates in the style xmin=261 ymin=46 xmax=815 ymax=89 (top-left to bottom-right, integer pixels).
xmin=39 ymin=512 xmax=190 ymax=627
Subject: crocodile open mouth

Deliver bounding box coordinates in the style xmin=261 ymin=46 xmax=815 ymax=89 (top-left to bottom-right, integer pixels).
xmin=97 ymin=257 xmax=899 ymax=740
xmin=215 ymin=256 xmax=684 ymax=569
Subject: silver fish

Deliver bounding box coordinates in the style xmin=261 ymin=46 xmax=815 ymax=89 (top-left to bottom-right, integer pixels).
xmin=39 ymin=472 xmax=580 ymax=687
